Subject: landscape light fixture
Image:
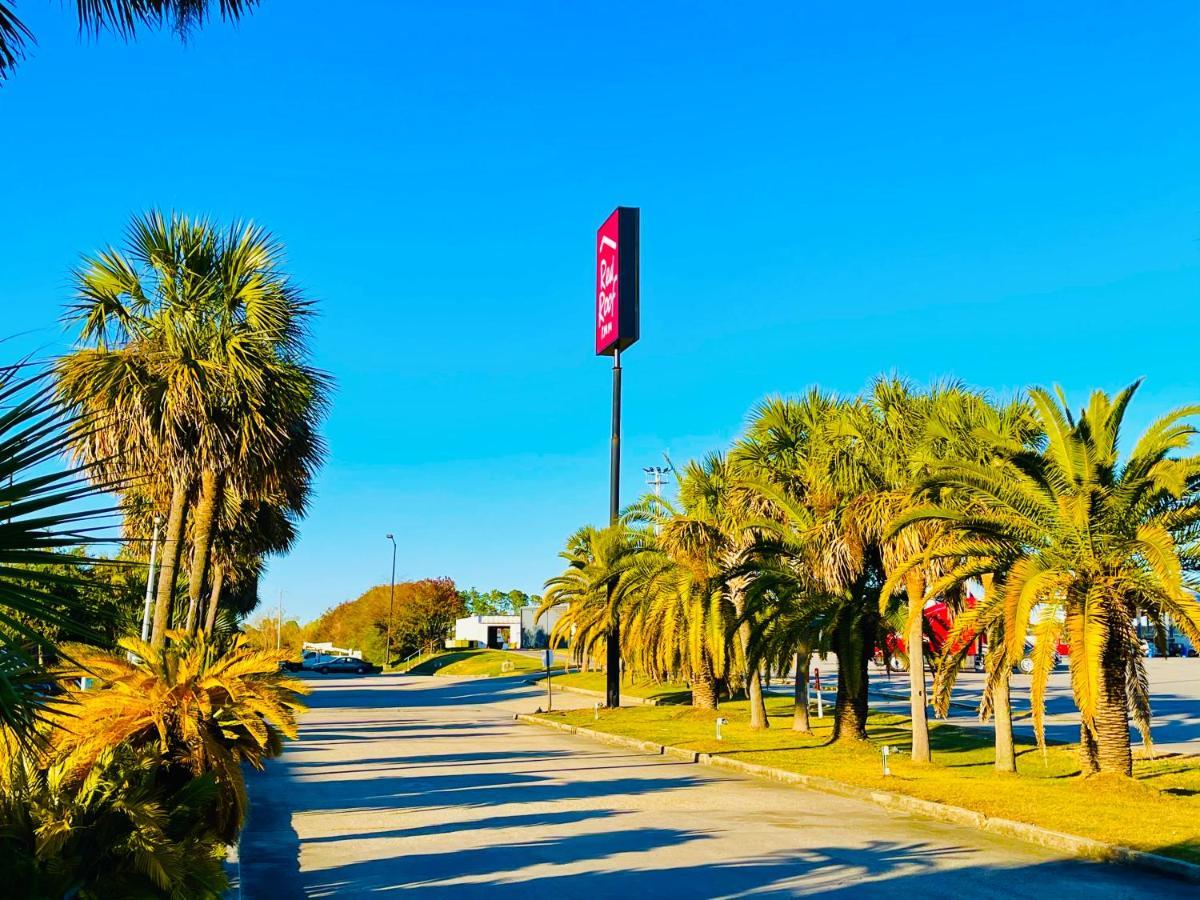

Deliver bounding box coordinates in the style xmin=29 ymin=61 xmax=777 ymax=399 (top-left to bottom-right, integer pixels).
xmin=716 ymin=717 xmax=729 ymax=741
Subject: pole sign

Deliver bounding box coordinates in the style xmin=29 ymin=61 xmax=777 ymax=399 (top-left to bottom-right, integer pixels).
xmin=595 ymin=206 xmax=640 ymax=355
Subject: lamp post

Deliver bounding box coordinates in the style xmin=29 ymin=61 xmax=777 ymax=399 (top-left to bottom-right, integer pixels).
xmin=385 ymin=533 xmax=397 ymax=669
xmin=139 ymin=516 xmax=163 ymax=642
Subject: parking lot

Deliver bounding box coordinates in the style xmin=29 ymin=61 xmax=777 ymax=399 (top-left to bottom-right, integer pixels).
xmin=765 ymin=657 xmax=1200 ymax=756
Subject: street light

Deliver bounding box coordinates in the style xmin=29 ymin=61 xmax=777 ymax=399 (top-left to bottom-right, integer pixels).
xmin=385 ymin=533 xmax=397 ymax=669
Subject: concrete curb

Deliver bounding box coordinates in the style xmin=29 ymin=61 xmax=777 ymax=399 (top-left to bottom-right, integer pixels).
xmin=514 ymin=713 xmax=1200 ymax=884
xmin=523 ymin=677 xmax=662 ymax=706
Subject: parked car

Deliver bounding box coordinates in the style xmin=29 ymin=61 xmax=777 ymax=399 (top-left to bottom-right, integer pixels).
xmin=313 ymin=656 xmax=376 ymax=675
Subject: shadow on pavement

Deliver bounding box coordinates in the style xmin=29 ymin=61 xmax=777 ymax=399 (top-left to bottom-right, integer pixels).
xmin=302 ymin=838 xmax=1148 ymax=898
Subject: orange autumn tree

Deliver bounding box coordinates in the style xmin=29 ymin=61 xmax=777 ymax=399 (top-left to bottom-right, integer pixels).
xmin=305 ymin=578 xmax=464 ymax=664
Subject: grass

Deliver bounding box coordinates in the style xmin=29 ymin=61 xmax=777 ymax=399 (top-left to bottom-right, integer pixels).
xmin=407 ymin=649 xmax=566 ymax=678
xmin=551 ymin=671 xmax=692 ymax=704
xmin=538 ymin=694 xmax=1200 ymax=865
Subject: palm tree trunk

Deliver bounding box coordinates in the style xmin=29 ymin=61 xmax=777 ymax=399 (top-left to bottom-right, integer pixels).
xmin=1079 ymin=723 xmax=1100 ymax=776
xmin=905 ymin=572 xmax=931 ymax=763
xmin=993 ymin=664 xmax=1016 ymax=773
xmin=150 ymin=479 xmax=188 ymax=648
xmin=793 ymin=647 xmax=812 ymax=733
xmin=832 ymin=617 xmax=869 ymax=742
xmin=1095 ymin=642 xmax=1133 ymax=776
xmin=730 ymin=576 xmax=768 ymax=729
xmin=203 ymin=563 xmax=225 ymax=635
xmin=185 ymin=469 xmax=221 ymax=633
xmin=692 ymin=653 xmax=719 ymax=710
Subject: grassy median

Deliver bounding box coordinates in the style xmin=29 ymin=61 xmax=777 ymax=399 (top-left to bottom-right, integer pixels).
xmin=408 ymin=649 xmax=565 ymax=677
xmin=550 ymin=671 xmax=691 ymax=704
xmin=537 ymin=695 xmax=1200 ymax=865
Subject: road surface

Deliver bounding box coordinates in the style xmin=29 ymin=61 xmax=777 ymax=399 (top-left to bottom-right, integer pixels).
xmin=236 ymin=672 xmax=1179 ymax=897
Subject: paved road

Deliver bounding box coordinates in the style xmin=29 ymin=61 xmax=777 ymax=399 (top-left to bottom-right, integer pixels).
xmin=237 ymin=673 xmax=1179 ymax=898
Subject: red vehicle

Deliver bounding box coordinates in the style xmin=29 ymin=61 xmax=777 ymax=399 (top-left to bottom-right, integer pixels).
xmin=880 ymin=594 xmax=1064 ymax=673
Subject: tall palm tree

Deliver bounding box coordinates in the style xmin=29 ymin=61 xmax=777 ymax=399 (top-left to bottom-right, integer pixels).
xmin=891 ymin=383 xmax=1200 ymax=777
xmin=57 ymin=212 xmax=219 ymax=648
xmin=201 ymin=495 xmax=298 ymax=635
xmin=58 ymin=212 xmax=329 ymax=647
xmin=178 ymin=222 xmax=327 ymax=634
xmin=738 ymin=391 xmax=886 ymax=744
xmin=542 ymin=525 xmax=646 ymax=686
xmin=0 ymin=1 xmax=259 ymax=81
xmin=633 ymin=454 xmax=771 ymax=723
xmin=890 ymin=393 xmax=1042 ymax=772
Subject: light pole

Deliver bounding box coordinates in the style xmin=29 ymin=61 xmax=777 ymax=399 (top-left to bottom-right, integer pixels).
xmin=385 ymin=533 xmax=397 ymax=669
xmin=644 ymin=465 xmax=670 ymax=498
xmin=139 ymin=516 xmax=163 ymax=642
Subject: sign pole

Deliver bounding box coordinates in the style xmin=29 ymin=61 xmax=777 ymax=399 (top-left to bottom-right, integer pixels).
xmin=606 ymin=346 xmax=622 ymax=709
xmin=596 ymin=205 xmax=638 ymax=711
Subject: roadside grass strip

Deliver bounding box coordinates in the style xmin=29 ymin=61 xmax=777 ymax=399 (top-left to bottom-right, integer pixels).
xmin=407 ymin=649 xmax=566 ymax=678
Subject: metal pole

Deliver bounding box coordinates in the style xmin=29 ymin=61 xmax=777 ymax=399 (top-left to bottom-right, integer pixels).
xmin=139 ymin=517 xmax=162 ymax=642
xmin=606 ymin=348 xmax=622 ymax=709
xmin=386 ymin=534 xmax=397 ymax=669
xmin=277 ymin=590 xmax=282 ymax=650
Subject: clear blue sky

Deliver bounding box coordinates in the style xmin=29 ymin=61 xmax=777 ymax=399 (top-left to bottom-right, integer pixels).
xmin=2 ymin=2 xmax=1198 ymax=622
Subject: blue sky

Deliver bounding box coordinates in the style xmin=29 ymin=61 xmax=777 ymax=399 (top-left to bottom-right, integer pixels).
xmin=2 ymin=2 xmax=1198 ymax=622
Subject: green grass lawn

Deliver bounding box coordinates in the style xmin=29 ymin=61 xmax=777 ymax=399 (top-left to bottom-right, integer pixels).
xmin=538 ymin=695 xmax=1200 ymax=864
xmin=407 ymin=649 xmax=566 ymax=678
xmin=551 ymin=671 xmax=692 ymax=704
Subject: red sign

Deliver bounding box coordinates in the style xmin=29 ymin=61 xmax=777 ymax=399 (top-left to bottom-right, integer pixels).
xmin=595 ymin=207 xmax=639 ymax=355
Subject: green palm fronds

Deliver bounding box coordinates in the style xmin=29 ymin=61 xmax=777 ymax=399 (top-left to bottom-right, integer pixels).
xmin=0 ymin=366 xmax=118 ymax=737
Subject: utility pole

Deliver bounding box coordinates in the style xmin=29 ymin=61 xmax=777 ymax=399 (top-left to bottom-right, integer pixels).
xmin=644 ymin=465 xmax=669 ymax=498
xmin=277 ymin=589 xmax=283 ymax=650
xmin=386 ymin=533 xmax=397 ymax=669
xmin=644 ymin=465 xmax=670 ymax=535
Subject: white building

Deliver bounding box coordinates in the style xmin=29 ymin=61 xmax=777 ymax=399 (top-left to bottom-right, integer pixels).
xmin=451 ymin=604 xmax=568 ymax=650
xmin=452 ymin=614 xmax=523 ymax=649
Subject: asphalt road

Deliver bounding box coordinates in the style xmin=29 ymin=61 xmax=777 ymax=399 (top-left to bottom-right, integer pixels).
xmin=235 ymin=672 xmax=1179 ymax=898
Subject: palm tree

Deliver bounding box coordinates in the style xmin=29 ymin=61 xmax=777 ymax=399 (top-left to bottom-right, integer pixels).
xmin=51 ymin=630 xmax=308 ymax=841
xmin=178 ymin=222 xmax=327 ymax=634
xmin=738 ymin=391 xmax=886 ymax=744
xmin=892 ymin=383 xmax=1200 ymax=777
xmin=0 ymin=741 xmax=228 ymax=897
xmin=542 ymin=525 xmax=646 ymax=689
xmin=58 ymin=212 xmax=329 ymax=647
xmin=0 ymin=1 xmax=259 ymax=81
xmin=891 ymin=393 xmax=1042 ymax=772
xmin=742 ymin=563 xmax=840 ymax=732
xmin=0 ymin=365 xmax=117 ymax=737
xmin=634 ymin=454 xmax=771 ymax=724
xmin=620 ymin=533 xmax=729 ymax=710
xmin=57 ymin=212 xmax=219 ymax=648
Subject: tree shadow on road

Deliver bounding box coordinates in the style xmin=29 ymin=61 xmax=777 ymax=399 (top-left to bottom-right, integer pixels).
xmin=299 ymin=836 xmax=1166 ymax=898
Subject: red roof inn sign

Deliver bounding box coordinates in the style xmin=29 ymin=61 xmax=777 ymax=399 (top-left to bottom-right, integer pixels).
xmin=595 ymin=207 xmax=640 ymax=355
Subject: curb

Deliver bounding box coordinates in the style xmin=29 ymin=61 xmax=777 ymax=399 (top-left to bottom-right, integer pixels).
xmin=523 ymin=677 xmax=663 ymax=706
xmin=514 ymin=713 xmax=1200 ymax=884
